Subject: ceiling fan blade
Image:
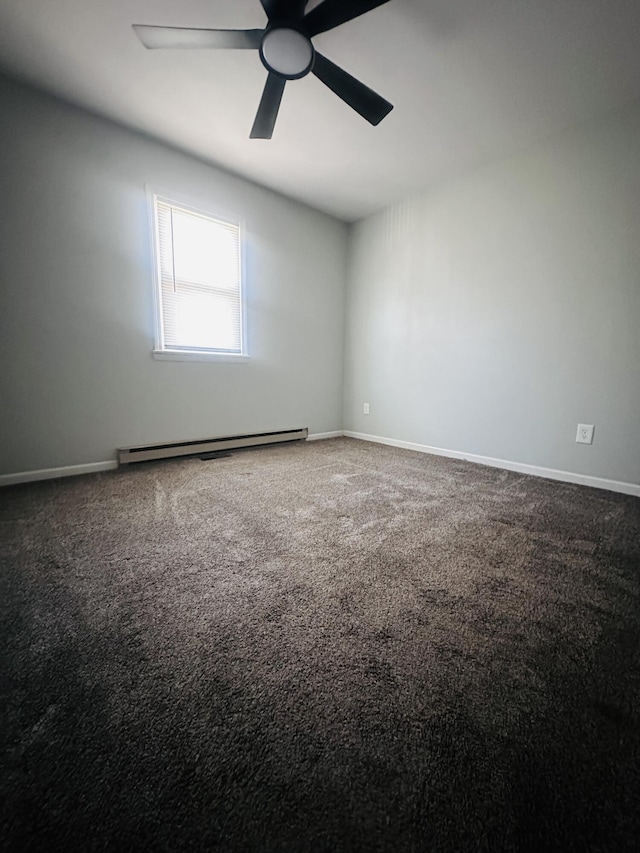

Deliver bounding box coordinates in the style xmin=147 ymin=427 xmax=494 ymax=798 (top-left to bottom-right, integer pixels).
xmin=302 ymin=0 xmax=390 ymax=37
xmin=260 ymin=2 xmax=308 ymax=23
xmin=312 ymin=53 xmax=393 ymax=126
xmin=250 ymin=73 xmax=287 ymax=139
xmin=133 ymin=25 xmax=263 ymax=50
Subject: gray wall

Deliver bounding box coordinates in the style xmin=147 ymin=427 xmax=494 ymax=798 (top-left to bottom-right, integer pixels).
xmin=0 ymin=75 xmax=347 ymax=475
xmin=344 ymin=101 xmax=640 ymax=486
xmin=2 ymin=72 xmax=639 ymax=487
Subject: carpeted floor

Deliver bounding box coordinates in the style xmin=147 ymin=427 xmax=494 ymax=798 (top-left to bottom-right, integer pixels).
xmin=1 ymin=437 xmax=639 ymax=852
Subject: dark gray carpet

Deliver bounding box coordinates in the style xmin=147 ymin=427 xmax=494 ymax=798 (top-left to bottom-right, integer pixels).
xmin=1 ymin=437 xmax=639 ymax=852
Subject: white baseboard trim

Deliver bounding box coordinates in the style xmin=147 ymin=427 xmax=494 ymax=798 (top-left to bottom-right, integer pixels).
xmin=0 ymin=434 xmax=344 ymax=485
xmin=0 ymin=461 xmax=118 ymax=487
xmin=307 ymin=431 xmax=344 ymax=441
xmin=343 ymin=431 xmax=640 ymax=498
xmin=3 ymin=435 xmax=637 ymax=498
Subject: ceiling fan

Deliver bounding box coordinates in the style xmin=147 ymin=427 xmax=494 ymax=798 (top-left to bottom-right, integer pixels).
xmin=133 ymin=0 xmax=393 ymax=139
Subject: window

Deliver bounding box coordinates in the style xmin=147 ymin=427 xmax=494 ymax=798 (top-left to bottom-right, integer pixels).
xmin=152 ymin=195 xmax=246 ymax=360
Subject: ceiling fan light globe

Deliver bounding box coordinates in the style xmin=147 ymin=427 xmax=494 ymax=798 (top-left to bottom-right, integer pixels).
xmin=260 ymin=27 xmax=314 ymax=79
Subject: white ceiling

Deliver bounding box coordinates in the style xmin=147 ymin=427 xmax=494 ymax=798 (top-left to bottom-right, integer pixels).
xmin=1 ymin=0 xmax=640 ymax=221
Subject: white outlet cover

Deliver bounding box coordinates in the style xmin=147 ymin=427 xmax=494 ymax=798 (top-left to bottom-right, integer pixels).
xmin=363 ymin=403 xmax=370 ymax=415
xmin=576 ymin=424 xmax=595 ymax=444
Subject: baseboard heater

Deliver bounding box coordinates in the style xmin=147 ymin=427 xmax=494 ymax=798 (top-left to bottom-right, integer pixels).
xmin=118 ymin=428 xmax=308 ymax=466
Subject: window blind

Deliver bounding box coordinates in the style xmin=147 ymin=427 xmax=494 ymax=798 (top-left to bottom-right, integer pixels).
xmin=155 ymin=198 xmax=243 ymax=353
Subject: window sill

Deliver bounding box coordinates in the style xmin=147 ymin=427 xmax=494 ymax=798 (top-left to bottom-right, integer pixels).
xmin=152 ymin=350 xmax=250 ymax=363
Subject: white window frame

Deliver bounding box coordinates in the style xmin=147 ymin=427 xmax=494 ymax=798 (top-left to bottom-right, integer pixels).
xmin=148 ymin=189 xmax=249 ymax=363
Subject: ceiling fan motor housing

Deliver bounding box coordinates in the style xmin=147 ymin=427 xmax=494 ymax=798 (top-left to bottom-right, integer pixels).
xmin=259 ymin=26 xmax=315 ymax=79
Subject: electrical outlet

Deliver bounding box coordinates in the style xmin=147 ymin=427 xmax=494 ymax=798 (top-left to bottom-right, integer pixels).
xmin=363 ymin=403 xmax=370 ymax=415
xmin=576 ymin=424 xmax=595 ymax=444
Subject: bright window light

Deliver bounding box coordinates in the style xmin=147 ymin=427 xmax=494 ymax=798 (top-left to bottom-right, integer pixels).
xmin=153 ymin=196 xmax=244 ymax=355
